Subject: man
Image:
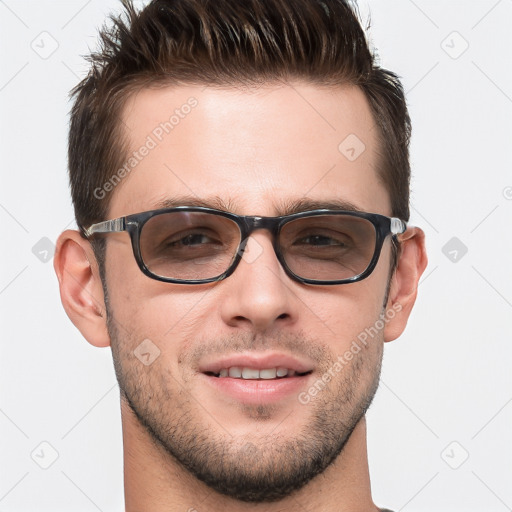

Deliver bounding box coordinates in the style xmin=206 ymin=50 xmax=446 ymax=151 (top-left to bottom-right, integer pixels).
xmin=54 ymin=0 xmax=427 ymax=510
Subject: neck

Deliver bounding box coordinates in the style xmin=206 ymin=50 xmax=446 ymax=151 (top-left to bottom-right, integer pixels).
xmin=122 ymin=399 xmax=379 ymax=512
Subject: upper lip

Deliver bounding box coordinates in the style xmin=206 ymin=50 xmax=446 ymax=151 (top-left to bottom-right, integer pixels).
xmin=198 ymin=352 xmax=315 ymax=375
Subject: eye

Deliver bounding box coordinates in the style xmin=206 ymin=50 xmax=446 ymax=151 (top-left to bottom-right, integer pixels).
xmin=296 ymin=235 xmax=347 ymax=247
xmin=168 ymin=233 xmax=219 ymax=247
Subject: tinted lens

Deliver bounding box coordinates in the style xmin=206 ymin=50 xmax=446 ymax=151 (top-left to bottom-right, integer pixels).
xmin=279 ymin=214 xmax=377 ymax=281
xmin=140 ymin=212 xmax=241 ymax=281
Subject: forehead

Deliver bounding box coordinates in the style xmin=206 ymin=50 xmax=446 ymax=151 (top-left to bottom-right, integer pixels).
xmin=109 ymin=82 xmax=389 ymax=218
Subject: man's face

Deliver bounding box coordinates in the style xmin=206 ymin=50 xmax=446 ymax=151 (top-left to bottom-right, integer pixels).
xmin=104 ymin=82 xmax=394 ymax=501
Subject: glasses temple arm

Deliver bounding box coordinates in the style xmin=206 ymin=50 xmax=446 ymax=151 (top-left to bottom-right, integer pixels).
xmin=84 ymin=218 xmax=125 ymax=237
xmin=390 ymin=217 xmax=407 ymax=235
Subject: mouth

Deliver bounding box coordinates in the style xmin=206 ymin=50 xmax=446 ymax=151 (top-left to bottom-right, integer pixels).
xmin=204 ymin=367 xmax=312 ymax=379
xmin=198 ymin=353 xmax=314 ymax=404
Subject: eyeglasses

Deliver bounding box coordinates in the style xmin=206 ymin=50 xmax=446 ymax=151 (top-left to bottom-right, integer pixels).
xmin=84 ymin=206 xmax=406 ymax=285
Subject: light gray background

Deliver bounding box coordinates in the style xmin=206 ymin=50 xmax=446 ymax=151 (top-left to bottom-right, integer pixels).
xmin=1 ymin=1 xmax=511 ymax=510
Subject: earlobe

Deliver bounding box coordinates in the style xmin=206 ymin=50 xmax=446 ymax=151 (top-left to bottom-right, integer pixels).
xmin=54 ymin=230 xmax=111 ymax=348
xmin=384 ymin=227 xmax=428 ymax=342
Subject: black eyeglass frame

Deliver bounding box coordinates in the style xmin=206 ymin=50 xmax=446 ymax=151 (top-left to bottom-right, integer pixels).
xmin=84 ymin=206 xmax=406 ymax=285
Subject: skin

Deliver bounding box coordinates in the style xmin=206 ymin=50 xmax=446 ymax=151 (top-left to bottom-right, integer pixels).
xmin=54 ymin=82 xmax=427 ymax=511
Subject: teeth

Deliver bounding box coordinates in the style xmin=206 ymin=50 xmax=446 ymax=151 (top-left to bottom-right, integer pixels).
xmin=242 ymin=367 xmax=260 ymax=379
xmin=228 ymin=367 xmax=242 ymax=378
xmin=259 ymin=368 xmax=277 ymax=379
xmin=217 ymin=367 xmax=298 ymax=379
xmin=276 ymin=367 xmax=288 ymax=377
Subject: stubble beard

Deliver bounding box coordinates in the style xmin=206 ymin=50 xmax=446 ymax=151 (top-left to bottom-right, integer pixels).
xmin=106 ymin=303 xmax=384 ymax=503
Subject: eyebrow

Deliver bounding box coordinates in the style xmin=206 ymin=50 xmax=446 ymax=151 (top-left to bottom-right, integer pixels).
xmin=153 ymin=195 xmax=364 ymax=216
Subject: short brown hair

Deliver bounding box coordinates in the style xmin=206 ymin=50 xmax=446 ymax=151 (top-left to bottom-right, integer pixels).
xmin=69 ymin=0 xmax=411 ymax=237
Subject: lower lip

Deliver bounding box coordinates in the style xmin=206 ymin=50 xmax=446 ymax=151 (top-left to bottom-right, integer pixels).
xmin=201 ymin=374 xmax=311 ymax=404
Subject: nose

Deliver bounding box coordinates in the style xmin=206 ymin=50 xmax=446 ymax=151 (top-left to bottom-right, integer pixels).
xmin=218 ymin=232 xmax=299 ymax=332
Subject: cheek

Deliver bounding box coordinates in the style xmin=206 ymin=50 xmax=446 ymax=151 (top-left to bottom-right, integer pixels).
xmin=308 ymin=274 xmax=388 ymax=353
xmin=105 ymin=260 xmax=217 ymax=373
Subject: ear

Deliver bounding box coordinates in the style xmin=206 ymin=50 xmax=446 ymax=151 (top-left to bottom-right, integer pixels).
xmin=54 ymin=230 xmax=110 ymax=347
xmin=383 ymin=227 xmax=428 ymax=342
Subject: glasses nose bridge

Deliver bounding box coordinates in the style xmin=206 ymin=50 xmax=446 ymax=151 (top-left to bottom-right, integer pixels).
xmin=238 ymin=215 xmax=282 ymax=264
xmin=235 ymin=215 xmax=286 ymax=278
xmin=241 ymin=215 xmax=281 ymax=238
